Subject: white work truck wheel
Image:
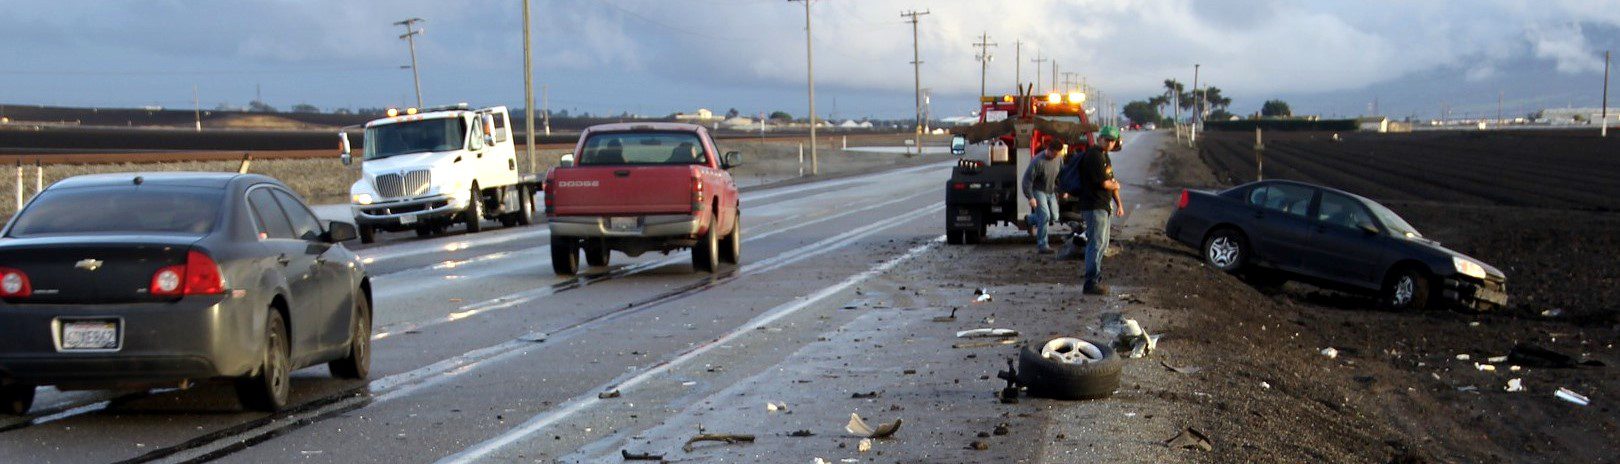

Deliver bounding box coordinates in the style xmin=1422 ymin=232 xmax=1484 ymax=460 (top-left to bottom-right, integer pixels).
xmin=464 ymin=184 xmax=485 ymax=233
xmin=514 ymin=186 xmax=535 ymax=226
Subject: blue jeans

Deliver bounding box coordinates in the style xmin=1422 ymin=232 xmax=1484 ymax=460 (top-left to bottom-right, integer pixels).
xmin=1082 ymin=208 xmax=1111 ymax=287
xmin=1029 ymin=190 xmax=1058 ymax=248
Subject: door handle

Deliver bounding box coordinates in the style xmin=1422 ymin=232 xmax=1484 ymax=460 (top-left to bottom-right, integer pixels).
xmin=613 ymin=170 xmax=631 ymax=177
xmin=277 ymin=254 xmax=291 ymax=266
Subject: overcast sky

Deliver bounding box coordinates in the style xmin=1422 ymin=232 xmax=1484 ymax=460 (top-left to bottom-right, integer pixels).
xmin=1 ymin=0 xmax=1615 ymax=120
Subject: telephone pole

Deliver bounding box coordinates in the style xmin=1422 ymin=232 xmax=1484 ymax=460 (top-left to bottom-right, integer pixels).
xmin=1030 ymin=54 xmax=1047 ymax=94
xmin=791 ymin=0 xmax=818 ymax=174
xmin=542 ymin=84 xmax=551 ymax=135
xmin=395 ymin=18 xmax=426 ymax=108
xmin=1191 ymin=63 xmax=1201 ymax=143
xmin=192 ymin=84 xmax=201 ymax=132
xmin=1601 ymin=50 xmax=1609 ymax=138
xmin=1051 ymin=61 xmax=1059 ymax=94
xmin=902 ymin=9 xmax=930 ymax=138
xmin=1013 ymin=40 xmax=1022 ymax=92
xmin=973 ymin=32 xmax=996 ymax=100
xmin=1061 ymin=72 xmax=1078 ymax=91
xmin=521 ymin=3 xmax=535 ymax=173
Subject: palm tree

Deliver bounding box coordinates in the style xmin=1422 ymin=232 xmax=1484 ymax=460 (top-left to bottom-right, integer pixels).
xmin=1162 ymin=79 xmax=1185 ymax=121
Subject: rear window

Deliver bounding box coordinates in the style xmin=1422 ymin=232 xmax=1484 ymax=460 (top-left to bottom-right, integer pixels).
xmin=578 ymin=131 xmax=709 ymax=166
xmin=7 ymin=186 xmax=223 ymax=237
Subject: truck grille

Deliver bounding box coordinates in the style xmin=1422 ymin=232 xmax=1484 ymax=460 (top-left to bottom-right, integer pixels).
xmin=375 ymin=170 xmax=431 ymax=198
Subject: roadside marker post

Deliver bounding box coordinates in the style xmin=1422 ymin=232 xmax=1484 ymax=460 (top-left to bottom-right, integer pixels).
xmin=1254 ymin=128 xmax=1265 ymax=181
xmin=14 ymin=160 xmax=22 ymax=211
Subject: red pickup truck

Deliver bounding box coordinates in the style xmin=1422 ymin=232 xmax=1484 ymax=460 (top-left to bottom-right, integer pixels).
xmin=544 ymin=122 xmax=742 ymax=275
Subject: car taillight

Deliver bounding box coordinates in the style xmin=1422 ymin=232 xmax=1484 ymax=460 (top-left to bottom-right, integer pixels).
xmin=151 ymin=250 xmax=225 ymax=297
xmin=692 ymin=175 xmax=705 ymax=210
xmin=1177 ymin=189 xmax=1190 ymax=209
xmin=952 ymin=182 xmax=966 ymax=190
xmin=0 ymin=267 xmax=31 ymax=298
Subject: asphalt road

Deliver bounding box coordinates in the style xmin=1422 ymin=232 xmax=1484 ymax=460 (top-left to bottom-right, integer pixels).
xmin=0 ymin=161 xmax=956 ymax=463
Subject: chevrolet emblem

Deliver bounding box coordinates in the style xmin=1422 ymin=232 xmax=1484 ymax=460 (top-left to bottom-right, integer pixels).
xmin=75 ymin=259 xmax=104 ymax=271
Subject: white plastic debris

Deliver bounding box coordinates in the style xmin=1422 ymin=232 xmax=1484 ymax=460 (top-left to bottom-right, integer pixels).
xmin=955 ymin=328 xmax=1018 ymax=338
xmin=1117 ymin=319 xmax=1160 ymax=358
xmin=1260 ymin=381 xmax=1271 ymax=389
xmin=1541 ymin=308 xmax=1564 ymax=318
xmin=1505 ymin=378 xmax=1525 ymax=392
xmin=857 ymin=438 xmax=872 ymax=453
xmin=1456 ymin=354 xmax=1472 ymax=361
xmin=1475 ymin=363 xmax=1496 ymax=372
xmin=1554 ymin=388 xmax=1591 ymax=406
xmin=972 ymin=288 xmax=992 ymax=303
xmin=767 ymin=401 xmax=789 ymax=412
xmin=1320 ymin=347 xmax=1339 ymax=359
xmin=1487 ymin=356 xmax=1508 ymax=363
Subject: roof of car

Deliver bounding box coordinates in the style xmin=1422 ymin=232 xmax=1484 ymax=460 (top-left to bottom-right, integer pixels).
xmin=1245 ymin=179 xmax=1380 ymax=205
xmin=583 ymin=122 xmax=708 ymax=134
xmin=49 ymin=172 xmax=273 ymax=190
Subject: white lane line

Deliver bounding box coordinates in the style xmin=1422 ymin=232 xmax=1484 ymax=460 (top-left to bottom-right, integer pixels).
xmin=368 ymin=193 xmax=939 ymax=336
xmin=437 ymin=236 xmax=946 ymax=464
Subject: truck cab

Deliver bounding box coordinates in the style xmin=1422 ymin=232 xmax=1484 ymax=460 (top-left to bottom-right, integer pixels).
xmin=946 ymin=91 xmax=1096 ymax=244
xmin=340 ymin=104 xmax=540 ymax=243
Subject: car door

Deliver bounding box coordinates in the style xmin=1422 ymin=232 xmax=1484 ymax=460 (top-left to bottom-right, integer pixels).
xmin=1243 ymin=183 xmax=1318 ymax=271
xmin=1303 ymin=191 xmax=1388 ymax=288
xmin=270 ymin=189 xmax=353 ymax=351
xmin=246 ymin=187 xmax=325 ymax=356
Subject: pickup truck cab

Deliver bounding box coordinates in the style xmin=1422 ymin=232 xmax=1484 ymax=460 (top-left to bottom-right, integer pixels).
xmin=339 ymin=104 xmax=540 ymax=243
xmin=545 ymin=123 xmax=741 ymax=275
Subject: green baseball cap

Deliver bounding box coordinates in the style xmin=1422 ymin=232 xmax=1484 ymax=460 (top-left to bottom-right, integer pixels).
xmin=1098 ymin=125 xmax=1121 ymax=140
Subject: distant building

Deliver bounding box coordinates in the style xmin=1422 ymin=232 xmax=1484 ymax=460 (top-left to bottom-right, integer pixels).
xmin=674 ymin=108 xmax=719 ymax=122
xmin=1535 ymin=108 xmax=1620 ymax=125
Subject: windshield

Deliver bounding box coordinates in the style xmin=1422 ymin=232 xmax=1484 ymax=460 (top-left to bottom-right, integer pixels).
xmin=578 ymin=131 xmax=709 ymax=166
xmin=365 ymin=117 xmax=467 ymax=160
xmin=1368 ymin=201 xmax=1422 ymax=238
xmin=8 ymin=186 xmax=222 ymax=237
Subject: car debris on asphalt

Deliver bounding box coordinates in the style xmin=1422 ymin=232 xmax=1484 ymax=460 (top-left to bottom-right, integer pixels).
xmin=598 ymin=390 xmax=622 ymax=399
xmin=1116 ymin=319 xmax=1160 ymax=358
xmin=1506 ymin=378 xmax=1525 ymax=392
xmin=955 ymin=328 xmax=1019 ymax=338
xmin=952 ymin=338 xmax=1019 ymax=349
xmin=930 ymin=308 xmax=959 ymax=322
xmin=1161 ymin=360 xmax=1204 ymax=374
xmin=765 ymin=401 xmax=789 ymax=412
xmin=1165 ymin=427 xmax=1213 ymax=451
xmin=620 ymin=449 xmax=663 ymax=461
xmin=1040 ymin=337 xmax=1104 ymax=364
xmin=857 ymin=438 xmax=872 ymax=453
xmin=845 ymin=413 xmax=902 ymax=438
xmin=1555 ymin=388 xmax=1591 ymax=406
xmin=973 ymin=288 xmax=993 ymax=303
xmin=680 ymin=433 xmax=755 ymax=452
xmin=850 ymin=391 xmax=882 ymax=399
xmin=1320 ymin=347 xmax=1339 ymax=359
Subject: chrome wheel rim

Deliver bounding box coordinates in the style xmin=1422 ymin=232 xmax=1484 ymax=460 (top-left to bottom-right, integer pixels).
xmin=1208 ymin=237 xmax=1240 ymax=268
xmin=1393 ymin=276 xmax=1415 ymax=306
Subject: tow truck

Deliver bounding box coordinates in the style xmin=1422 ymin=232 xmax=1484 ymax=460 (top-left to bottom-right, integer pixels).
xmin=338 ymin=104 xmax=542 ymax=243
xmin=946 ymin=87 xmax=1104 ymax=244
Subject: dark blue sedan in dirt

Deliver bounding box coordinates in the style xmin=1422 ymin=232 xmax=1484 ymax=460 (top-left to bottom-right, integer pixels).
xmin=1165 ymin=179 xmax=1507 ymax=311
xmin=0 ymin=173 xmax=372 ymax=415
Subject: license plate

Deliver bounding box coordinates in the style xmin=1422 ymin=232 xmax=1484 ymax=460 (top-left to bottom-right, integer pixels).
xmin=399 ymin=214 xmax=417 ymax=225
xmin=61 ymin=320 xmax=119 ymax=351
xmin=1475 ymin=287 xmax=1508 ymax=305
xmin=609 ymin=217 xmax=637 ymax=231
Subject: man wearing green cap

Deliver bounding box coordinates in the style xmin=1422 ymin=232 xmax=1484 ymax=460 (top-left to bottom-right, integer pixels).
xmin=1075 ymin=126 xmax=1125 ymax=295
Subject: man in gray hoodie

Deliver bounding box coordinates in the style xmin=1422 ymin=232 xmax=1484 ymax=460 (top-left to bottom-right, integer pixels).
xmin=1022 ymin=139 xmax=1065 ymax=254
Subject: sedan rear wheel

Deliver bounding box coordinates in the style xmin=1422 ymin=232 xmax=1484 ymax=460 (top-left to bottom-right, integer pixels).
xmin=1203 ymin=229 xmax=1247 ymax=273
xmin=328 ymin=295 xmax=372 ymax=380
xmin=236 ymin=310 xmax=291 ymax=412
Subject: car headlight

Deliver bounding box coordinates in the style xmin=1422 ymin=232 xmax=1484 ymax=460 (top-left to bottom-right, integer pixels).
xmin=352 ymin=193 xmax=374 ymax=205
xmin=1453 ymin=256 xmax=1487 ymax=280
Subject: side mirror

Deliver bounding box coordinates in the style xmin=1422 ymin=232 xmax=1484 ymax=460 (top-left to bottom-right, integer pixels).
xmin=339 ymin=132 xmax=353 ymax=166
xmin=722 ymin=151 xmax=742 ymax=169
xmin=950 ymin=135 xmax=967 ymax=156
xmin=559 ymin=153 xmax=575 ymax=167
xmin=325 ymin=220 xmax=359 ymax=243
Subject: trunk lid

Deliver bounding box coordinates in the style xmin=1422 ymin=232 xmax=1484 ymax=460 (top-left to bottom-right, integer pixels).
xmin=0 ymin=235 xmax=201 ymax=304
xmin=550 ymin=165 xmax=698 ymax=216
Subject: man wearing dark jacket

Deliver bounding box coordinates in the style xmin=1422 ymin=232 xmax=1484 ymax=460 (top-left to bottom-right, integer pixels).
xmin=1021 ymin=139 xmax=1064 ymax=253
xmin=1074 ymin=126 xmax=1125 ymax=295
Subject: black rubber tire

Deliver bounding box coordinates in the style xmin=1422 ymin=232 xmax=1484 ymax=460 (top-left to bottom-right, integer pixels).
xmin=718 ymin=213 xmax=740 ymax=265
xmin=692 ymin=213 xmax=720 ymax=273
xmin=551 ymin=236 xmax=580 ymax=275
xmin=328 ymin=294 xmax=372 ymax=380
xmin=514 ymin=187 xmax=535 ymax=226
xmin=584 ymin=239 xmax=610 ymax=267
xmin=414 ymin=226 xmax=434 ymax=238
xmin=236 ymin=310 xmax=291 ymax=412
xmin=1016 ymin=341 xmax=1122 ymax=400
xmin=0 ymin=381 xmax=34 ymax=416
xmin=499 ymin=216 xmax=517 ymax=227
xmin=463 ymin=185 xmax=484 ymax=233
xmin=358 ymin=225 xmax=376 ymax=244
xmin=1383 ymin=267 xmax=1432 ymax=310
xmin=1202 ymin=228 xmax=1248 ymax=273
xmin=964 ymin=227 xmax=984 ymax=244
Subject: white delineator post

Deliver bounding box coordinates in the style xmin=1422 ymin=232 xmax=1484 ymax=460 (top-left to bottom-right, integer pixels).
xmin=1603 ymin=50 xmax=1610 ymax=138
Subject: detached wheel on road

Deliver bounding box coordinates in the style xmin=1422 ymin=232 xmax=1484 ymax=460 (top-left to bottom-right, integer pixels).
xmin=358 ymin=225 xmax=376 ymax=244
xmin=719 ymin=213 xmax=740 ymax=265
xmin=328 ymin=294 xmax=372 ymax=380
xmin=1383 ymin=267 xmax=1432 ymax=310
xmin=584 ymin=239 xmax=611 ymax=267
xmin=1016 ymin=340 xmax=1122 ymax=400
xmin=236 ymin=310 xmax=291 ymax=412
xmin=1 ymin=380 xmax=34 ymax=415
xmin=1202 ymin=228 xmax=1248 ymax=273
xmin=552 ymin=236 xmax=580 ymax=275
xmin=692 ymin=213 xmax=720 ymax=273
xmin=463 ymin=185 xmax=485 ymax=233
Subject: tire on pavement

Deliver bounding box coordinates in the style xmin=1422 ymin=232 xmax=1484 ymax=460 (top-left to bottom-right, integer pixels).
xmin=1016 ymin=340 xmax=1122 ymax=400
xmin=692 ymin=213 xmax=719 ymax=273
xmin=552 ymin=236 xmax=580 ymax=275
xmin=514 ymin=186 xmax=536 ymax=226
xmin=236 ymin=309 xmax=291 ymax=412
xmin=584 ymin=239 xmax=610 ymax=267
xmin=718 ymin=213 xmax=740 ymax=264
xmin=328 ymin=293 xmax=372 ymax=380
xmin=463 ymin=185 xmax=484 ymax=233
xmin=358 ymin=225 xmax=376 ymax=244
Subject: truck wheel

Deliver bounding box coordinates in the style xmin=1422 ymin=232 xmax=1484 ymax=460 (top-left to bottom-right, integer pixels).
xmin=551 ymin=236 xmax=580 ymax=275
xmin=514 ymin=187 xmax=535 ymax=226
xmin=584 ymin=239 xmax=611 ymax=267
xmin=692 ymin=214 xmax=719 ymax=273
xmin=463 ymin=185 xmax=485 ymax=233
xmin=236 ymin=310 xmax=291 ymax=412
xmin=719 ymin=214 xmax=740 ymax=264
xmin=328 ymin=294 xmax=371 ymax=380
xmin=358 ymin=225 xmax=376 ymax=244
xmin=415 ymin=226 xmax=434 ymax=238
xmin=1 ymin=380 xmax=34 ymax=415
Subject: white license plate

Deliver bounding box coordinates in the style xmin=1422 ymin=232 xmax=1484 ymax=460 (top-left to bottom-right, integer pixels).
xmin=61 ymin=320 xmax=119 ymax=350
xmin=399 ymin=214 xmax=418 ymax=225
xmin=609 ymin=217 xmax=637 ymax=231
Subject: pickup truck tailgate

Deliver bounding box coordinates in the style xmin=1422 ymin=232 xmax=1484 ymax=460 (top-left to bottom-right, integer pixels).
xmin=550 ymin=165 xmax=696 ymax=215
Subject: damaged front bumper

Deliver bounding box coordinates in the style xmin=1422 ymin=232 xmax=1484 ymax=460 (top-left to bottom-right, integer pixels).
xmin=1442 ymin=275 xmax=1508 ymax=310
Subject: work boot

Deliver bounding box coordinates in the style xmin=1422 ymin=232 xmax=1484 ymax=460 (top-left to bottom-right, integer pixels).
xmin=1082 ymin=283 xmax=1111 ymax=295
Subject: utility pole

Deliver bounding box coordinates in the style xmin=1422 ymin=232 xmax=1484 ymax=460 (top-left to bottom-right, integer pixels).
xmin=1051 ymin=61 xmax=1058 ymax=94
xmin=1603 ymin=50 xmax=1610 ymax=137
xmin=973 ymin=32 xmax=996 ymax=100
xmin=1191 ymin=63 xmax=1200 ymax=144
xmin=542 ymin=84 xmax=551 ymax=135
xmin=1029 ymin=54 xmax=1047 ymax=94
xmin=902 ymin=9 xmax=930 ymax=141
xmin=192 ymin=84 xmax=201 ymax=132
xmin=1013 ymin=40 xmax=1022 ymax=92
xmin=521 ymin=3 xmax=535 ymax=173
xmin=1061 ymin=72 xmax=1077 ymax=91
xmin=791 ymin=0 xmax=818 ymax=174
xmin=395 ymin=17 xmax=426 ymax=108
